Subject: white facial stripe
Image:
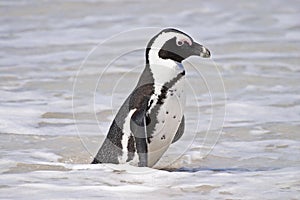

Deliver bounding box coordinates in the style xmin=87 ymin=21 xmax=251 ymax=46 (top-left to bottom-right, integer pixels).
xmin=119 ymin=108 xmax=136 ymax=163
xmin=148 ymin=32 xmax=192 ymax=68
xmin=148 ymin=32 xmax=187 ymax=67
xmin=150 ymin=32 xmax=191 ymax=51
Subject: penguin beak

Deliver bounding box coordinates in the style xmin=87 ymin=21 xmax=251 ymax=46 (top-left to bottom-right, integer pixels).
xmin=192 ymin=42 xmax=211 ymax=58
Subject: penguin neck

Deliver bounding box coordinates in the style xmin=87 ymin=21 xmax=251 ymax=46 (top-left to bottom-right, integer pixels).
xmin=146 ymin=49 xmax=185 ymax=86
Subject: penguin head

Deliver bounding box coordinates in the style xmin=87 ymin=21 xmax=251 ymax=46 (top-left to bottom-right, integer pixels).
xmin=146 ymin=28 xmax=210 ymax=65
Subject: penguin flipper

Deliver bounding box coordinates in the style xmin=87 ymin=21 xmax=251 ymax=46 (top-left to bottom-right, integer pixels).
xmin=172 ymin=115 xmax=185 ymax=143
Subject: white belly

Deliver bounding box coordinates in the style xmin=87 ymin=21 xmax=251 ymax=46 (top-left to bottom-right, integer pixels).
xmin=147 ymin=78 xmax=186 ymax=167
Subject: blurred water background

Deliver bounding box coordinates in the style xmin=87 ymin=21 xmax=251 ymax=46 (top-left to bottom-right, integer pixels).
xmin=0 ymin=0 xmax=299 ymax=199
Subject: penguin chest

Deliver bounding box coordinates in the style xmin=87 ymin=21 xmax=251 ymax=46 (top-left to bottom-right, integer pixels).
xmin=147 ymin=78 xmax=186 ymax=166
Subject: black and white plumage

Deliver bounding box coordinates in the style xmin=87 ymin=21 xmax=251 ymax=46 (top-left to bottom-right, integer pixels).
xmin=92 ymin=28 xmax=210 ymax=167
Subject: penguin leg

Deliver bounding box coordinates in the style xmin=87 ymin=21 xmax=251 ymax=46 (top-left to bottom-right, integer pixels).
xmin=131 ymin=110 xmax=148 ymax=167
xmin=172 ymin=115 xmax=185 ymax=143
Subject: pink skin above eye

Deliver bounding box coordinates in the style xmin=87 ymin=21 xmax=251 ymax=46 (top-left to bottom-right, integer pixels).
xmin=178 ymin=38 xmax=192 ymax=46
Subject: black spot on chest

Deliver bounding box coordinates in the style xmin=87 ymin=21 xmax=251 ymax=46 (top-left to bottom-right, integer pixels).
xmin=147 ymin=71 xmax=185 ymax=143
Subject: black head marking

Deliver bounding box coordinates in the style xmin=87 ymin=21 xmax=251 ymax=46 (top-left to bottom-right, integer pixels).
xmin=158 ymin=37 xmax=192 ymax=63
xmin=146 ymin=28 xmax=211 ymax=64
xmin=145 ymin=28 xmax=193 ymax=64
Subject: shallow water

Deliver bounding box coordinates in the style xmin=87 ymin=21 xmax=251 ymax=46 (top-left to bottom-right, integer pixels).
xmin=1 ymin=0 xmax=300 ymax=199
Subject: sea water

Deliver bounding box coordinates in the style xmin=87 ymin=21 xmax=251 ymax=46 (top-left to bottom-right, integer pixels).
xmin=0 ymin=0 xmax=300 ymax=199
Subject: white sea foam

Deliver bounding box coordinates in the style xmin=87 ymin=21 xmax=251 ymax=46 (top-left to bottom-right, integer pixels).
xmin=1 ymin=0 xmax=300 ymax=199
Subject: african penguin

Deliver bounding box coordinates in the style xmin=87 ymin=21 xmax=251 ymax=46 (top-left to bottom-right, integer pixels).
xmin=92 ymin=28 xmax=211 ymax=167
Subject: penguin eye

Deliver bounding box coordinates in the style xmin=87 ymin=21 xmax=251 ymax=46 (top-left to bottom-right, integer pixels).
xmin=176 ymin=40 xmax=184 ymax=46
